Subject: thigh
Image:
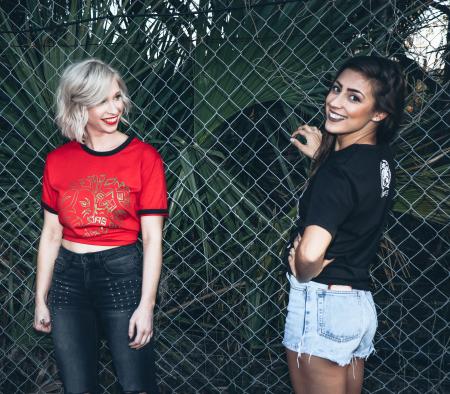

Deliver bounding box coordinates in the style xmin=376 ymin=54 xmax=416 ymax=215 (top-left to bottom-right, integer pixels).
xmin=100 ymin=309 xmax=158 ymax=393
xmin=287 ymin=350 xmax=347 ymax=394
xmin=347 ymin=358 xmax=364 ymax=394
xmin=93 ymin=250 xmax=158 ymax=393
xmin=49 ymin=256 xmax=98 ymax=393
xmin=50 ymin=307 xmax=98 ymax=393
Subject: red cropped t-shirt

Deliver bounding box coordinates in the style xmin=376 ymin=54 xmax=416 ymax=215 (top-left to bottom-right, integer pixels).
xmin=41 ymin=136 xmax=168 ymax=246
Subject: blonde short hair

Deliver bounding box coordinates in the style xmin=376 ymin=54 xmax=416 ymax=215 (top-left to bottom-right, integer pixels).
xmin=55 ymin=58 xmax=131 ymax=142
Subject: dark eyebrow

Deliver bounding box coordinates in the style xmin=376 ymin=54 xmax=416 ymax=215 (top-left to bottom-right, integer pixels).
xmin=334 ymin=79 xmax=366 ymax=98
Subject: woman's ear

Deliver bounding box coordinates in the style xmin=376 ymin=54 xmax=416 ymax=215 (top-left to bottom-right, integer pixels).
xmin=372 ymin=111 xmax=388 ymax=122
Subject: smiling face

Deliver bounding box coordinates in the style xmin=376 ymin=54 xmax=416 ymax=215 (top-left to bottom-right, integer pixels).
xmin=325 ymin=68 xmax=387 ymax=146
xmin=85 ymin=78 xmax=124 ymax=137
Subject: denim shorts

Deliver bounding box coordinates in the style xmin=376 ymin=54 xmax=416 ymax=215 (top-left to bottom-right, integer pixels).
xmin=282 ymin=273 xmax=377 ymax=367
xmin=48 ymin=244 xmax=158 ymax=394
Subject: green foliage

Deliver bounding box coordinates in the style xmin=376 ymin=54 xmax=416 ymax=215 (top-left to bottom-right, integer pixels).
xmin=0 ymin=0 xmax=448 ymax=392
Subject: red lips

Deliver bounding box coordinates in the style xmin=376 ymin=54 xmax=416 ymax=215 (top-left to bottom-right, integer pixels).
xmin=102 ymin=116 xmax=118 ymax=126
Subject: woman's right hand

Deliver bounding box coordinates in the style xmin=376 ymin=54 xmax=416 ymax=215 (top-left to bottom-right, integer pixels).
xmin=290 ymin=125 xmax=322 ymax=159
xmin=33 ymin=301 xmax=52 ymax=333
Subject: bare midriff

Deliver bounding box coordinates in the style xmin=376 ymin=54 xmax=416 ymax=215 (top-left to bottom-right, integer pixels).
xmin=61 ymin=239 xmax=119 ymax=253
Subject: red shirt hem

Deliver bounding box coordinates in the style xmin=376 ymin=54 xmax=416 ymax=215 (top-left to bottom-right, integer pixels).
xmin=62 ymin=236 xmax=138 ymax=246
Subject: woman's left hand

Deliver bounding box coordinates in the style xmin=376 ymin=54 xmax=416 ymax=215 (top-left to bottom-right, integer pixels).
xmin=128 ymin=304 xmax=154 ymax=350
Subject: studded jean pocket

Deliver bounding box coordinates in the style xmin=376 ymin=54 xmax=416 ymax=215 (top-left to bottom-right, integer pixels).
xmin=101 ymin=253 xmax=141 ymax=275
xmin=317 ymin=290 xmax=362 ymax=343
xmin=99 ymin=276 xmax=142 ymax=311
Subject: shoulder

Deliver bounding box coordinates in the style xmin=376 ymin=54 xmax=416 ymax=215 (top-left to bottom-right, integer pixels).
xmin=315 ymin=155 xmax=351 ymax=184
xmin=132 ymin=138 xmax=163 ymax=161
xmin=320 ymin=144 xmax=396 ymax=201
xmin=328 ymin=144 xmax=394 ymax=176
xmin=46 ymin=141 xmax=79 ymax=162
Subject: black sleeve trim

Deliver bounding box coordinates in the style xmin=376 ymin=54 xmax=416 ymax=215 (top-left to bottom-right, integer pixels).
xmin=138 ymin=209 xmax=169 ymax=215
xmin=41 ymin=201 xmax=58 ymax=214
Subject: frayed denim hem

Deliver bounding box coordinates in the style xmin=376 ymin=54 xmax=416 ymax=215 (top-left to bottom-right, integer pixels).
xmin=284 ymin=341 xmax=375 ymax=371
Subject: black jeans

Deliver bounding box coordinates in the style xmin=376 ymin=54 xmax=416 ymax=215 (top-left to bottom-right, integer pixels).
xmin=48 ymin=244 xmax=158 ymax=394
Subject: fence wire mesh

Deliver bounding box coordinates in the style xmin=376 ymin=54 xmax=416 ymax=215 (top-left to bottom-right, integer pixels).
xmin=0 ymin=0 xmax=449 ymax=393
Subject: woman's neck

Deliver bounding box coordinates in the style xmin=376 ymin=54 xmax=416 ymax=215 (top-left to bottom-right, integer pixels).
xmin=335 ymin=130 xmax=376 ymax=151
xmin=84 ymin=132 xmax=128 ymax=152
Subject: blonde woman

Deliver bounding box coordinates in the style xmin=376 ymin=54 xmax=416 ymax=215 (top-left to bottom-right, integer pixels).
xmin=33 ymin=58 xmax=167 ymax=393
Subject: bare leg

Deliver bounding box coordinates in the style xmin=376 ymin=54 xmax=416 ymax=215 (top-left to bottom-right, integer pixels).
xmin=286 ymin=349 xmax=306 ymax=394
xmin=346 ymin=358 xmax=364 ymax=394
xmin=286 ymin=349 xmax=348 ymax=394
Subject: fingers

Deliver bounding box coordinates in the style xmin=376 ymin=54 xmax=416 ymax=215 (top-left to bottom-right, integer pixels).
xmin=139 ymin=332 xmax=153 ymax=349
xmin=34 ymin=305 xmax=52 ymax=333
xmin=301 ymin=125 xmax=321 ymax=135
xmin=291 ymin=128 xmax=306 ymax=138
xmin=129 ymin=326 xmax=153 ymax=350
xmin=129 ymin=314 xmax=153 ymax=349
xmin=290 ymin=127 xmax=308 ymax=148
xmin=288 ymin=233 xmax=303 ymax=276
xmin=293 ymin=234 xmax=301 ymax=249
xmin=307 ymin=125 xmax=321 ymax=135
xmin=290 ymin=136 xmax=307 ymax=153
xmin=288 ymin=242 xmax=298 ymax=276
xmin=290 ymin=125 xmax=322 ymax=159
xmin=288 ymin=253 xmax=296 ymax=277
xmin=128 ymin=318 xmax=136 ymax=341
xmin=291 ymin=125 xmax=320 ymax=139
xmin=33 ymin=317 xmax=51 ymax=333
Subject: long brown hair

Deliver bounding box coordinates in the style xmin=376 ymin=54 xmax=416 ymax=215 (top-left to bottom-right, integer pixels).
xmin=311 ymin=56 xmax=406 ymax=175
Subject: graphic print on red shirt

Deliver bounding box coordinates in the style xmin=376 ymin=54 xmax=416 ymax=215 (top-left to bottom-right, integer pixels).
xmin=60 ymin=174 xmax=131 ymax=238
xmin=41 ymin=136 xmax=168 ymax=246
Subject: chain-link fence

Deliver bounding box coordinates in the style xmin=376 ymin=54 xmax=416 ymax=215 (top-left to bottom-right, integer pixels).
xmin=0 ymin=0 xmax=449 ymax=393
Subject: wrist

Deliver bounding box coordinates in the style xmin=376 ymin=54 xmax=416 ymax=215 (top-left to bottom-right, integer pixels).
xmin=139 ymin=299 xmax=155 ymax=310
xmin=35 ymin=296 xmax=47 ymax=307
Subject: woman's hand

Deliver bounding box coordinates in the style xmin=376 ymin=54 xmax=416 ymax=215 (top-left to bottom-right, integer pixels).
xmin=290 ymin=125 xmax=322 ymax=159
xmin=33 ymin=302 xmax=52 ymax=333
xmin=128 ymin=304 xmax=154 ymax=350
xmin=34 ymin=210 xmax=62 ymax=335
xmin=288 ymin=234 xmax=301 ymax=277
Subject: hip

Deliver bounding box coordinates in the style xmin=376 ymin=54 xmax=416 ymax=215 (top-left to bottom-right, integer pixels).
xmin=49 ymin=243 xmax=143 ymax=310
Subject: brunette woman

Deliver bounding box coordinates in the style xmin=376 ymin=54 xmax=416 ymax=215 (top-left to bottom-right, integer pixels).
xmin=283 ymin=56 xmax=405 ymax=394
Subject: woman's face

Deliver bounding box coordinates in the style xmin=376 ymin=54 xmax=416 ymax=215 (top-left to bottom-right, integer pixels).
xmin=86 ymin=78 xmax=124 ymax=137
xmin=325 ymin=68 xmax=385 ymax=140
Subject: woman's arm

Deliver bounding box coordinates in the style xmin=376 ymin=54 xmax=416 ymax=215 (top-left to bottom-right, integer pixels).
xmin=288 ymin=225 xmax=334 ymax=282
xmin=34 ymin=210 xmax=63 ymax=333
xmin=128 ymin=215 xmax=164 ymax=349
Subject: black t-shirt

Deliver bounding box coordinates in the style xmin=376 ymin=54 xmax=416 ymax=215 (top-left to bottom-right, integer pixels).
xmin=292 ymin=143 xmax=395 ymax=290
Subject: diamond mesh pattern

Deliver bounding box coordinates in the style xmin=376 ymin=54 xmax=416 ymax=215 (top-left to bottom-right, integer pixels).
xmin=0 ymin=1 xmax=449 ymax=393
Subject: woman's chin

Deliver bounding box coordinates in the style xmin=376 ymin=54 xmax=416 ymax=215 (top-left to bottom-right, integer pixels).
xmin=324 ymin=121 xmax=343 ymax=135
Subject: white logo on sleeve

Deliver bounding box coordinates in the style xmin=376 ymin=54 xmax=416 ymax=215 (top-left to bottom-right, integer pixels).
xmin=380 ymin=160 xmax=391 ymax=197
